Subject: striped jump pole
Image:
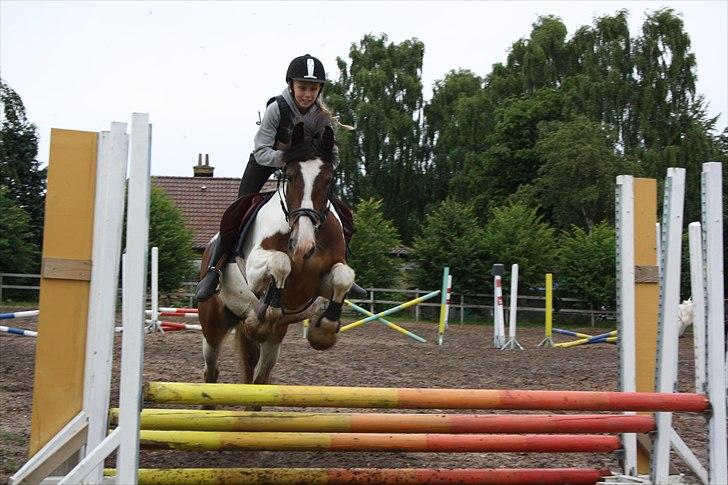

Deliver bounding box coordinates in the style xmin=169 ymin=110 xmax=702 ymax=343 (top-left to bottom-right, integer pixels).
xmin=554 ymin=328 xmax=618 ymax=339
xmin=345 ymin=299 xmax=427 ymax=343
xmin=553 ymin=329 xmax=618 ymax=348
xmin=0 ymin=309 xmax=39 ymax=320
xmin=1 ymin=325 xmax=38 ymax=337
xmin=109 ymin=408 xmax=655 ymax=434
xmin=137 ymin=430 xmax=621 ymax=453
xmin=492 ymin=264 xmax=506 ymax=348
xmin=339 ymin=290 xmax=441 ymax=333
xmin=555 ymin=336 xmax=618 ymax=349
xmin=157 ymin=307 xmax=198 ymax=313
xmin=105 ymin=467 xmax=612 ymax=485
xmin=143 ymin=382 xmax=710 ymax=412
xmin=145 ymin=310 xmax=199 ymax=319
xmin=436 ymin=266 xmax=451 ymax=346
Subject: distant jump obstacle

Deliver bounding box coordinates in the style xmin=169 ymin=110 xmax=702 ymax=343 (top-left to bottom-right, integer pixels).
xmin=337 ymin=266 xmax=453 ymax=345
xmin=0 ymin=310 xmax=39 ymax=337
xmin=492 ymin=263 xmax=523 ymax=350
xmin=553 ymin=328 xmax=618 ymax=348
xmin=8 ymin=117 xmax=725 ymax=485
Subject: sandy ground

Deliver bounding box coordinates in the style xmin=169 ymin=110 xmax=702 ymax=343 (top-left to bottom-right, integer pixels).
xmin=0 ymin=307 xmax=708 ymax=484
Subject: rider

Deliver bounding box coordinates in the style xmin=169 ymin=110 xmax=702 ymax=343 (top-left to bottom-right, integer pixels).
xmin=195 ymin=54 xmax=365 ymax=302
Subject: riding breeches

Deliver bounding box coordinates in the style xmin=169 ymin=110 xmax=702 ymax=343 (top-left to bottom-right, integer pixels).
xmin=238 ymin=153 xmax=277 ymax=198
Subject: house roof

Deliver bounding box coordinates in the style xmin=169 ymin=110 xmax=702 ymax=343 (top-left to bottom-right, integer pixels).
xmin=152 ymin=175 xmax=276 ymax=251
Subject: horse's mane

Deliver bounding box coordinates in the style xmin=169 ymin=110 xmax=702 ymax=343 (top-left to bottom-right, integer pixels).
xmin=281 ymin=110 xmax=336 ymax=166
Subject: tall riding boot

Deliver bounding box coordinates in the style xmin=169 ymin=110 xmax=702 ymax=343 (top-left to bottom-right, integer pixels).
xmin=195 ymin=236 xmax=228 ymax=302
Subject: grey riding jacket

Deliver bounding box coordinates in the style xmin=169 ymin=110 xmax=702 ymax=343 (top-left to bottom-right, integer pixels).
xmin=252 ymin=88 xmax=340 ymax=168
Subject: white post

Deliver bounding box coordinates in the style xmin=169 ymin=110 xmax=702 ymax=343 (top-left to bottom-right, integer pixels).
xmin=116 ymin=113 xmax=152 ymax=485
xmin=491 ymin=264 xmax=505 ymax=348
xmin=150 ymin=247 xmax=160 ymax=333
xmin=687 ymin=222 xmax=706 ymax=393
xmin=79 ymin=122 xmax=129 ymax=484
xmin=652 ymin=167 xmax=686 ymax=484
xmin=616 ymin=175 xmax=637 ymax=476
xmin=501 ymin=264 xmax=523 ymax=350
xmin=702 ymin=162 xmax=727 ymax=484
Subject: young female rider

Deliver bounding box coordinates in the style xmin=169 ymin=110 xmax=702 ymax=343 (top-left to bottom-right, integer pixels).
xmin=196 ymin=54 xmax=364 ymax=301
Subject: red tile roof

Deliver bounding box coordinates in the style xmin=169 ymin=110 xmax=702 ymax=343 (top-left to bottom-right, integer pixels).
xmin=152 ymin=176 xmax=276 ymax=250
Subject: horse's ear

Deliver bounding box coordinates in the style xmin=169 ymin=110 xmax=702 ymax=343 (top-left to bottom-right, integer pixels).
xmin=321 ymin=126 xmax=335 ymax=150
xmin=291 ymin=122 xmax=305 ymax=145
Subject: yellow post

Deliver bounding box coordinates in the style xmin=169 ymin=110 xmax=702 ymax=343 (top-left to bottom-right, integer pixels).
xmin=633 ymin=178 xmax=659 ymax=472
xmin=538 ymin=273 xmax=554 ymax=347
xmin=29 ymin=129 xmax=98 ymax=455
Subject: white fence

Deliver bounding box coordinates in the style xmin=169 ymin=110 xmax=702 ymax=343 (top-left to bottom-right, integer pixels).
xmin=1 ymin=274 xmax=614 ymax=326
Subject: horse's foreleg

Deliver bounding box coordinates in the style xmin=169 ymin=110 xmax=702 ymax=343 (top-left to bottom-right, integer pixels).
xmin=244 ymin=249 xmax=291 ymax=341
xmin=308 ymin=262 xmax=355 ymax=350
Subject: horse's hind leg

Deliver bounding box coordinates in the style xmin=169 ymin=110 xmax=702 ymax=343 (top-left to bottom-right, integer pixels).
xmin=234 ymin=323 xmax=287 ymax=411
xmin=234 ymin=324 xmax=259 ymax=384
xmin=199 ymin=297 xmax=238 ymax=410
xmin=309 ymin=262 xmax=355 ymax=350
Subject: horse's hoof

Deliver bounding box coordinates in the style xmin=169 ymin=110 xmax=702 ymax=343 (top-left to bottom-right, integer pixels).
xmin=307 ymin=316 xmax=338 ymax=350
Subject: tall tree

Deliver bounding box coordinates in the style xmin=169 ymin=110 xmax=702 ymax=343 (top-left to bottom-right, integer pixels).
xmin=410 ymin=199 xmax=489 ymax=296
xmin=423 ymin=70 xmax=493 ymax=205
xmin=349 ymin=198 xmax=402 ymax=288
xmin=481 ymin=202 xmax=558 ymax=291
xmin=528 ymin=116 xmax=633 ymax=230
xmin=0 ymin=186 xmax=37 ymax=274
xmin=327 ymin=34 xmax=426 ymax=242
xmin=0 ymin=79 xmax=46 ymax=247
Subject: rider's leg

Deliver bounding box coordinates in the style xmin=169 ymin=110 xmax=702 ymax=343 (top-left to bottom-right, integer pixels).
xmin=196 ymin=231 xmax=237 ymax=301
xmin=197 ymin=156 xmax=277 ymax=302
xmin=238 ymin=153 xmax=277 ymax=198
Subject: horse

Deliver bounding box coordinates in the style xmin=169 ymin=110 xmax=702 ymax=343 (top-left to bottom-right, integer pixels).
xmin=198 ymin=112 xmax=355 ymax=401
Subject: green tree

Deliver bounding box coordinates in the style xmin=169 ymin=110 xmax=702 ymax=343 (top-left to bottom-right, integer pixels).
xmin=327 ymin=34 xmax=426 ymax=242
xmin=481 ymin=203 xmax=558 ymax=290
xmin=349 ymin=198 xmax=402 ymax=288
xmin=0 ymin=79 xmax=45 ymax=253
xmin=148 ymin=187 xmax=196 ymax=292
xmin=458 ymin=88 xmax=566 ymax=219
xmin=0 ymin=186 xmax=37 ymax=274
xmin=527 ymin=116 xmax=633 ymax=230
xmin=556 ymin=222 xmax=616 ymax=308
xmin=423 ymin=70 xmax=492 ymax=204
xmin=410 ymin=199 xmax=488 ymax=296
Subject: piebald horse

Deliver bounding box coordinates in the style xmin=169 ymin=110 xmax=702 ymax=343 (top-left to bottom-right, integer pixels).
xmin=198 ymin=114 xmax=355 ymax=398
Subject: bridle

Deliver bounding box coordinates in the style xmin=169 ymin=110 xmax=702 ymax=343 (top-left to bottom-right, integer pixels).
xmin=277 ymin=165 xmax=334 ymax=233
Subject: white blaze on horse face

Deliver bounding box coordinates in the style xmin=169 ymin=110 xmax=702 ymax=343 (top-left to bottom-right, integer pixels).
xmin=290 ymin=159 xmax=323 ymax=263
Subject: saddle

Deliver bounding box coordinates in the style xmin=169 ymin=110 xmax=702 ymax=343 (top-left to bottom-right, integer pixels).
xmin=217 ymin=191 xmax=355 ymax=263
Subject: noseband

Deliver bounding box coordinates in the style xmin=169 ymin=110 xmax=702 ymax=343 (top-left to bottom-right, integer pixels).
xmin=277 ymin=170 xmax=333 ymax=233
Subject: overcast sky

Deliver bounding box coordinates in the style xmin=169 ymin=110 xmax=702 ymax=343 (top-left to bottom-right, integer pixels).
xmin=2 ymin=1 xmax=726 ymax=178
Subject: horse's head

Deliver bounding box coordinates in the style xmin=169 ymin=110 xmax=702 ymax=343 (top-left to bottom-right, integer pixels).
xmin=279 ymin=112 xmax=336 ymax=263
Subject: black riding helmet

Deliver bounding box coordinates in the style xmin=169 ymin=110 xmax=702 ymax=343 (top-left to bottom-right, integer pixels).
xmin=286 ymin=54 xmax=326 ymax=84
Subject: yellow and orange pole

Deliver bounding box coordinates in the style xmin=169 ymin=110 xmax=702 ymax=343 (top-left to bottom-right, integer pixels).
xmin=143 ymin=382 xmax=709 ymax=412
xmin=109 ymin=408 xmax=655 ymax=434
xmin=105 ymin=467 xmax=612 ymax=485
xmin=139 ymin=430 xmax=621 ymax=453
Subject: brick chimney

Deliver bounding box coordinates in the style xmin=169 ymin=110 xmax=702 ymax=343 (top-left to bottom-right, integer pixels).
xmin=193 ymin=153 xmax=214 ymax=177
